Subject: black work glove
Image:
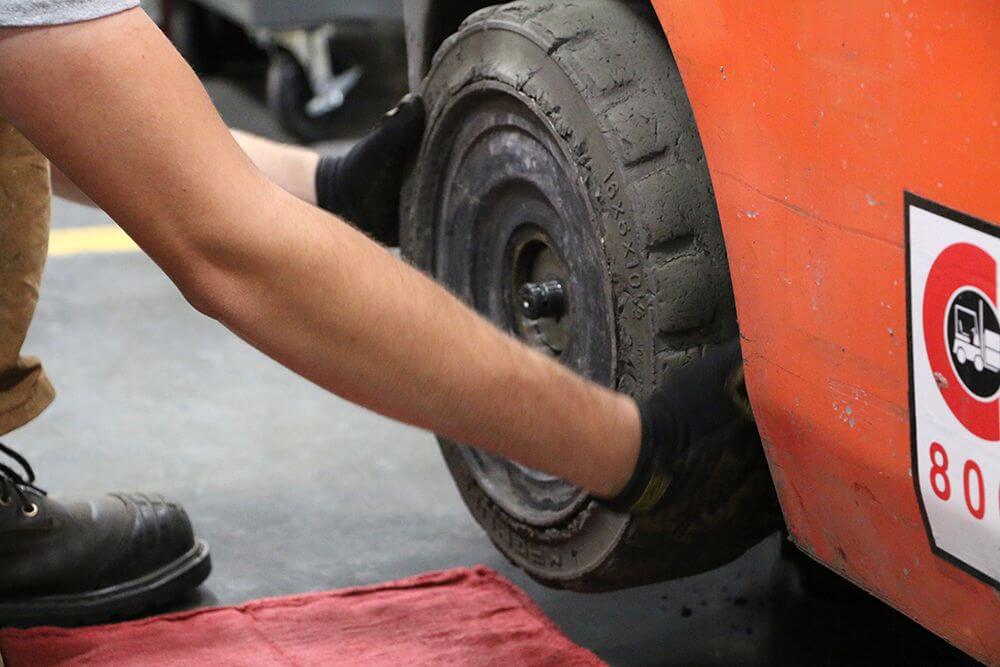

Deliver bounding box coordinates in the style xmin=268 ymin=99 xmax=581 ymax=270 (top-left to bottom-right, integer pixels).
xmin=606 ymin=339 xmax=755 ymax=514
xmin=315 ymin=94 xmax=426 ymax=246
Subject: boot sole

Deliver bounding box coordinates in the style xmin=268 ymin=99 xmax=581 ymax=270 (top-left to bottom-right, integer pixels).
xmin=0 ymin=539 xmax=211 ymax=628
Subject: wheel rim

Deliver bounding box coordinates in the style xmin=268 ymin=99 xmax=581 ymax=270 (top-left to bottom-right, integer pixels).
xmin=431 ymin=87 xmax=615 ymax=525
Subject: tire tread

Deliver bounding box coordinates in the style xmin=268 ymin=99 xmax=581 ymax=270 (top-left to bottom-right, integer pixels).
xmin=410 ymin=0 xmax=780 ymax=591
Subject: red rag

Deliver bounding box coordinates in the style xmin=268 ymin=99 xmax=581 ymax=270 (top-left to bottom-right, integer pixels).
xmin=0 ymin=566 xmax=605 ymax=666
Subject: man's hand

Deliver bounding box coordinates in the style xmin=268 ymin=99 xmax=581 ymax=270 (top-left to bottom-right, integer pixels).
xmin=315 ymin=94 xmax=425 ymax=246
xmin=606 ymin=340 xmax=755 ymax=514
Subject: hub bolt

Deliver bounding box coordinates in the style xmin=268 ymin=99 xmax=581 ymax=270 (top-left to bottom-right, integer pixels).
xmin=519 ymin=280 xmax=566 ymax=319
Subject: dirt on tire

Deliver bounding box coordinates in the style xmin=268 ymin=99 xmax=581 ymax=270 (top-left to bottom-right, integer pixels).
xmin=401 ymin=0 xmax=782 ymax=591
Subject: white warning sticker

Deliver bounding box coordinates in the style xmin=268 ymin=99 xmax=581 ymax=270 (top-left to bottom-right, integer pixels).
xmin=907 ymin=193 xmax=1000 ymax=588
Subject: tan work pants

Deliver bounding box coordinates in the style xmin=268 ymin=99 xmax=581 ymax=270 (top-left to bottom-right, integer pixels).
xmin=0 ymin=118 xmax=56 ymax=435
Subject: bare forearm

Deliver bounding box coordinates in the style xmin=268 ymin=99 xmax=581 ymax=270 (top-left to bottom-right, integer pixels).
xmin=52 ymin=130 xmax=319 ymax=207
xmin=230 ymin=129 xmax=319 ymax=204
xmin=211 ymin=186 xmax=639 ymax=493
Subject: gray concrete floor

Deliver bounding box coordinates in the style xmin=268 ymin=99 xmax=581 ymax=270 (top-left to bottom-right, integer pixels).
xmin=9 ymin=67 xmax=976 ymax=665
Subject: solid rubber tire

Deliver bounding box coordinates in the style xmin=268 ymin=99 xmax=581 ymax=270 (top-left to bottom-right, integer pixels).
xmin=402 ymin=0 xmax=781 ymax=591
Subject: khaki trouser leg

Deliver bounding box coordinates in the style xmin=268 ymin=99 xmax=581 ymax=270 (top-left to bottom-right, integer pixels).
xmin=0 ymin=119 xmax=55 ymax=436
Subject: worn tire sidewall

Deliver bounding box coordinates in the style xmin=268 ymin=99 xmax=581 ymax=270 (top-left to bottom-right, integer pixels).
xmin=401 ymin=20 xmax=661 ymax=586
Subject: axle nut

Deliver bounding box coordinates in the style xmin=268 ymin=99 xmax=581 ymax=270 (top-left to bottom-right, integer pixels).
xmin=519 ymin=280 xmax=566 ymax=319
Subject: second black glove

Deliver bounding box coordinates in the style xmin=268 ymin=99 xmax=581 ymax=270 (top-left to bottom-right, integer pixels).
xmin=315 ymin=94 xmax=426 ymax=246
xmin=606 ymin=339 xmax=755 ymax=514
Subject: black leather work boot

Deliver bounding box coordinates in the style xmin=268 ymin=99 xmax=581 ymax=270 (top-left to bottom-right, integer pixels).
xmin=0 ymin=443 xmax=211 ymax=627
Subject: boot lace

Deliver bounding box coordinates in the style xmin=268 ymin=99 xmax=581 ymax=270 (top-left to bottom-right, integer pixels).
xmin=0 ymin=442 xmax=46 ymax=514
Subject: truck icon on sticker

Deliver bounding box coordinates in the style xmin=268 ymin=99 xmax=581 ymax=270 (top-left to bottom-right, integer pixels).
xmin=948 ymin=290 xmax=1000 ymax=398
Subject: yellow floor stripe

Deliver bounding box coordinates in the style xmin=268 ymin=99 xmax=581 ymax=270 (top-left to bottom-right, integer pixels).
xmin=48 ymin=225 xmax=140 ymax=257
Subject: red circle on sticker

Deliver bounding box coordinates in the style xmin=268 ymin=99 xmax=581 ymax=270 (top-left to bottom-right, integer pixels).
xmin=923 ymin=242 xmax=1000 ymax=441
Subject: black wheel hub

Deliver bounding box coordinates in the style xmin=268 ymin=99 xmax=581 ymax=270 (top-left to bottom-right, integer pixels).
xmin=508 ymin=227 xmax=572 ymax=356
xmin=519 ymin=279 xmax=566 ymax=321
xmin=432 ymin=89 xmax=615 ymax=525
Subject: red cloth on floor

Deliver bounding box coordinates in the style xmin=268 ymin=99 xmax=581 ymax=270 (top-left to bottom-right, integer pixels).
xmin=0 ymin=566 xmax=604 ymax=666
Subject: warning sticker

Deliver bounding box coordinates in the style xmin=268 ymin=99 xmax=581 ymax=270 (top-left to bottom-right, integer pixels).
xmin=907 ymin=193 xmax=1000 ymax=588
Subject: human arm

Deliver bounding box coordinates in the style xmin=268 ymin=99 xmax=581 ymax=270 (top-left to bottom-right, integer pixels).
xmin=0 ymin=9 xmax=641 ymax=497
xmin=51 ymin=128 xmax=320 ymax=206
xmin=229 ymin=129 xmax=319 ymax=204
xmin=56 ymin=119 xmax=399 ymax=246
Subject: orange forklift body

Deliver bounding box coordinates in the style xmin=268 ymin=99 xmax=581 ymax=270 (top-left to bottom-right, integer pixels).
xmin=651 ymin=1 xmax=999 ymax=662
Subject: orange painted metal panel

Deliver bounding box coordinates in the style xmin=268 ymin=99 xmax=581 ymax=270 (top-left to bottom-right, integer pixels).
xmin=650 ymin=1 xmax=999 ymax=662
